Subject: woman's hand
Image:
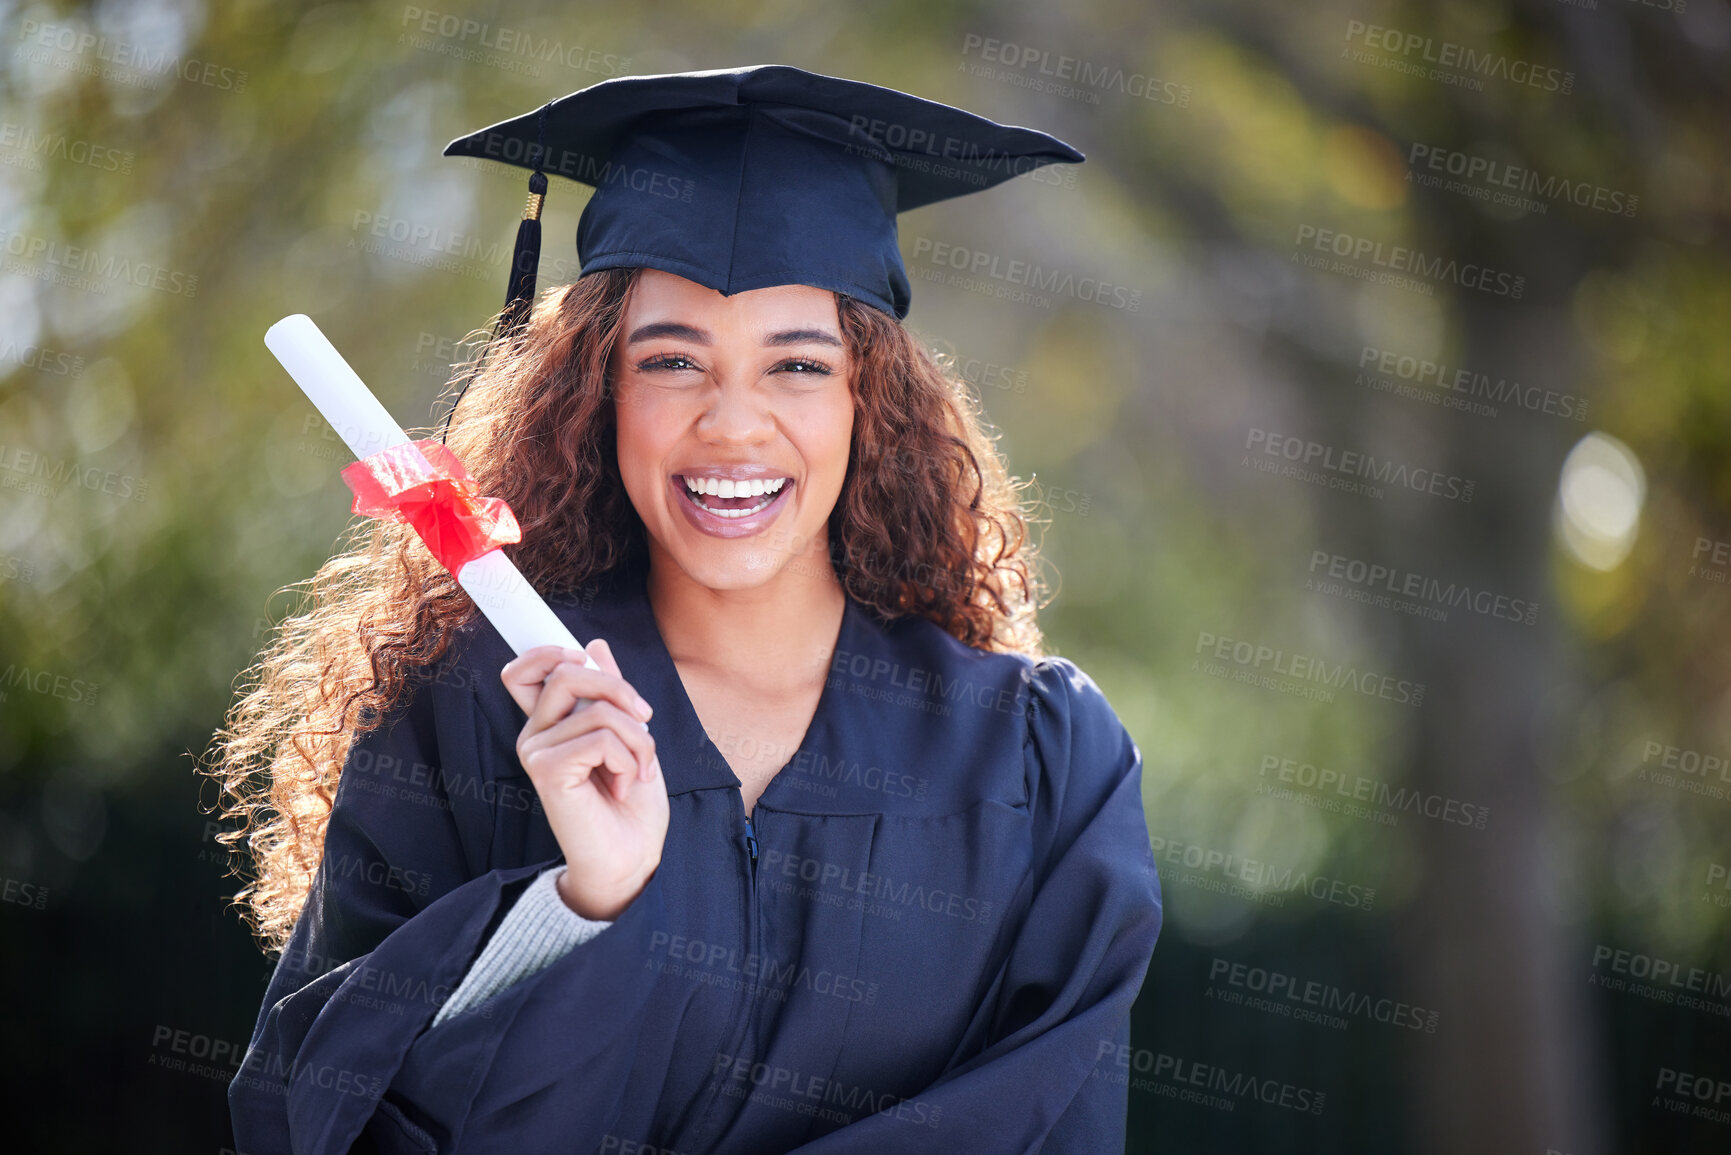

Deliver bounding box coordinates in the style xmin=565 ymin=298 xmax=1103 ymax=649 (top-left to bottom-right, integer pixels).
xmin=500 ymin=640 xmax=669 ymax=921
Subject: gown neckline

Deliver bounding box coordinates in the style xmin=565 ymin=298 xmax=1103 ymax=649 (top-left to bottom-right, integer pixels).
xmin=621 ymin=566 xmax=857 ymax=812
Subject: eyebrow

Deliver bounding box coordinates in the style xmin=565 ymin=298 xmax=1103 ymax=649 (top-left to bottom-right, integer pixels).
xmin=626 ymin=321 xmax=843 ymax=347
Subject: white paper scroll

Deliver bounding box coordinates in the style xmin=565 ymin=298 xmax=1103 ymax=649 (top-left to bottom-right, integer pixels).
xmin=264 ymin=314 xmax=605 ymax=676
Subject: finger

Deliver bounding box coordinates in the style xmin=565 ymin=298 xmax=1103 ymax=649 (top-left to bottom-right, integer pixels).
xmin=522 ymin=726 xmax=641 ymax=803
xmin=525 ymin=699 xmax=656 ymax=779
xmin=500 ymin=645 xmax=595 ymax=715
xmin=584 ymin=637 xmax=622 ymax=679
xmin=526 ymin=660 xmax=652 ymax=737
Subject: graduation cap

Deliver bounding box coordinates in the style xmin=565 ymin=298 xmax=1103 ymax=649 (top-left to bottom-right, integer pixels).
xmin=442 ymin=63 xmax=1085 ymax=336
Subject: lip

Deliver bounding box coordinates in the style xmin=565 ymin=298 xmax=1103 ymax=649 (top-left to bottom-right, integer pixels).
xmin=670 ymin=473 xmax=794 ymax=539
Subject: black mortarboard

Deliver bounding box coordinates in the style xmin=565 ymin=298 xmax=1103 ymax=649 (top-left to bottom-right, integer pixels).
xmin=442 ymin=64 xmax=1085 ymax=333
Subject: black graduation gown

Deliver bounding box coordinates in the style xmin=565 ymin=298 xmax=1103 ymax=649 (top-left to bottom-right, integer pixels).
xmin=228 ymin=562 xmax=1163 ymax=1154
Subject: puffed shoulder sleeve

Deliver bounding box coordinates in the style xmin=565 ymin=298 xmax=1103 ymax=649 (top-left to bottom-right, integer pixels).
xmin=227 ymin=653 xmax=666 ymax=1154
xmin=1010 ymin=656 xmax=1163 ymax=1153
xmin=790 ymin=655 xmax=1163 ymax=1154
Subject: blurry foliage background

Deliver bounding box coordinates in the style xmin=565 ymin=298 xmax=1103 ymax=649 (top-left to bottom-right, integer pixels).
xmin=2 ymin=0 xmax=1729 ymax=1151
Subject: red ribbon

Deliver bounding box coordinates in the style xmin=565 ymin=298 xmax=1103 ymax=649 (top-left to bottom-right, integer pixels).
xmin=340 ymin=440 xmax=521 ymax=574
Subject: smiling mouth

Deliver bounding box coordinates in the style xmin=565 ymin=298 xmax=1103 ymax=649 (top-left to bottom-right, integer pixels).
xmin=675 ymin=475 xmax=793 ymax=519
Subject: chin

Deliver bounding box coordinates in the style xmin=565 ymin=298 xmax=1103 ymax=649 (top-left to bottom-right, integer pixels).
xmin=680 ymin=550 xmax=790 ymax=592
xmin=653 ymin=528 xmax=782 ymax=582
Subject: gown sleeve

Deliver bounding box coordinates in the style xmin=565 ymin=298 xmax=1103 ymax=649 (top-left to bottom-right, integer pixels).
xmin=787 ymin=655 xmax=1163 ymax=1155
xmin=431 ymin=865 xmax=612 ymax=1027
xmin=226 ymin=663 xmax=668 ymax=1155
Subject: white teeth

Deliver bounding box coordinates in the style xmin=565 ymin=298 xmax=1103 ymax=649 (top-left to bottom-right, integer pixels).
xmin=680 ymin=474 xmax=790 ymax=518
xmin=706 ymin=497 xmax=771 ymax=518
xmin=683 ymin=475 xmax=787 ymax=497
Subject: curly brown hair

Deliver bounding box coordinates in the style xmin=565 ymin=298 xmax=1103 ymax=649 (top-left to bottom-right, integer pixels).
xmin=201 ymin=266 xmax=1053 ymax=954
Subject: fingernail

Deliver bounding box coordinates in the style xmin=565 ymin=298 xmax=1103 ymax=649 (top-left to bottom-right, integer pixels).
xmin=634 ymin=696 xmax=653 ymax=720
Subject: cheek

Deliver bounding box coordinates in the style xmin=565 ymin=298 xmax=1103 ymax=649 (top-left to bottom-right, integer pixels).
xmin=819 ymin=401 xmax=856 ymax=483
xmin=613 ymin=390 xmax=673 ymax=478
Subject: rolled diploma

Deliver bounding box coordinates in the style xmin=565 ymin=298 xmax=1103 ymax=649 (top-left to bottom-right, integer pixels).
xmin=263 ymin=313 xmax=604 ymax=676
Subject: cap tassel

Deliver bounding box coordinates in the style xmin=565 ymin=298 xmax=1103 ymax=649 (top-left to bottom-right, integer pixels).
xmin=500 ymin=169 xmax=547 ymax=338
xmin=443 ymin=106 xmax=550 ymax=443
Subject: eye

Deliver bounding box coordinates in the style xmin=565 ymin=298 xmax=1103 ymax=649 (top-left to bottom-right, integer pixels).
xmin=773 ymin=358 xmax=833 ymax=376
xmin=638 ymin=353 xmax=700 ymax=372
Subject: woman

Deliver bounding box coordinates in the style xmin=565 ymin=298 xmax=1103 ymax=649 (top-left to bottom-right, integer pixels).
xmin=209 ymin=66 xmax=1161 ymax=1154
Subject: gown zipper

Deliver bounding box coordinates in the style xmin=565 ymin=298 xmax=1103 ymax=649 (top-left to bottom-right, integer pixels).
xmin=696 ymin=797 xmax=763 ymax=1140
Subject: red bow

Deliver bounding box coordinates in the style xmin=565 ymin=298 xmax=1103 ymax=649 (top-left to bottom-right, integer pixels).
xmin=340 ymin=440 xmax=521 ymax=574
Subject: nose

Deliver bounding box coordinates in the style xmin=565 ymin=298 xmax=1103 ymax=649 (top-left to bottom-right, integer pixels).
xmin=695 ymin=374 xmax=775 ymax=446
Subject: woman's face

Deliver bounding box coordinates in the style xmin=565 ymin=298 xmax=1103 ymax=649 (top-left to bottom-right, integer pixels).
xmin=610 ymin=269 xmax=856 ymax=592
